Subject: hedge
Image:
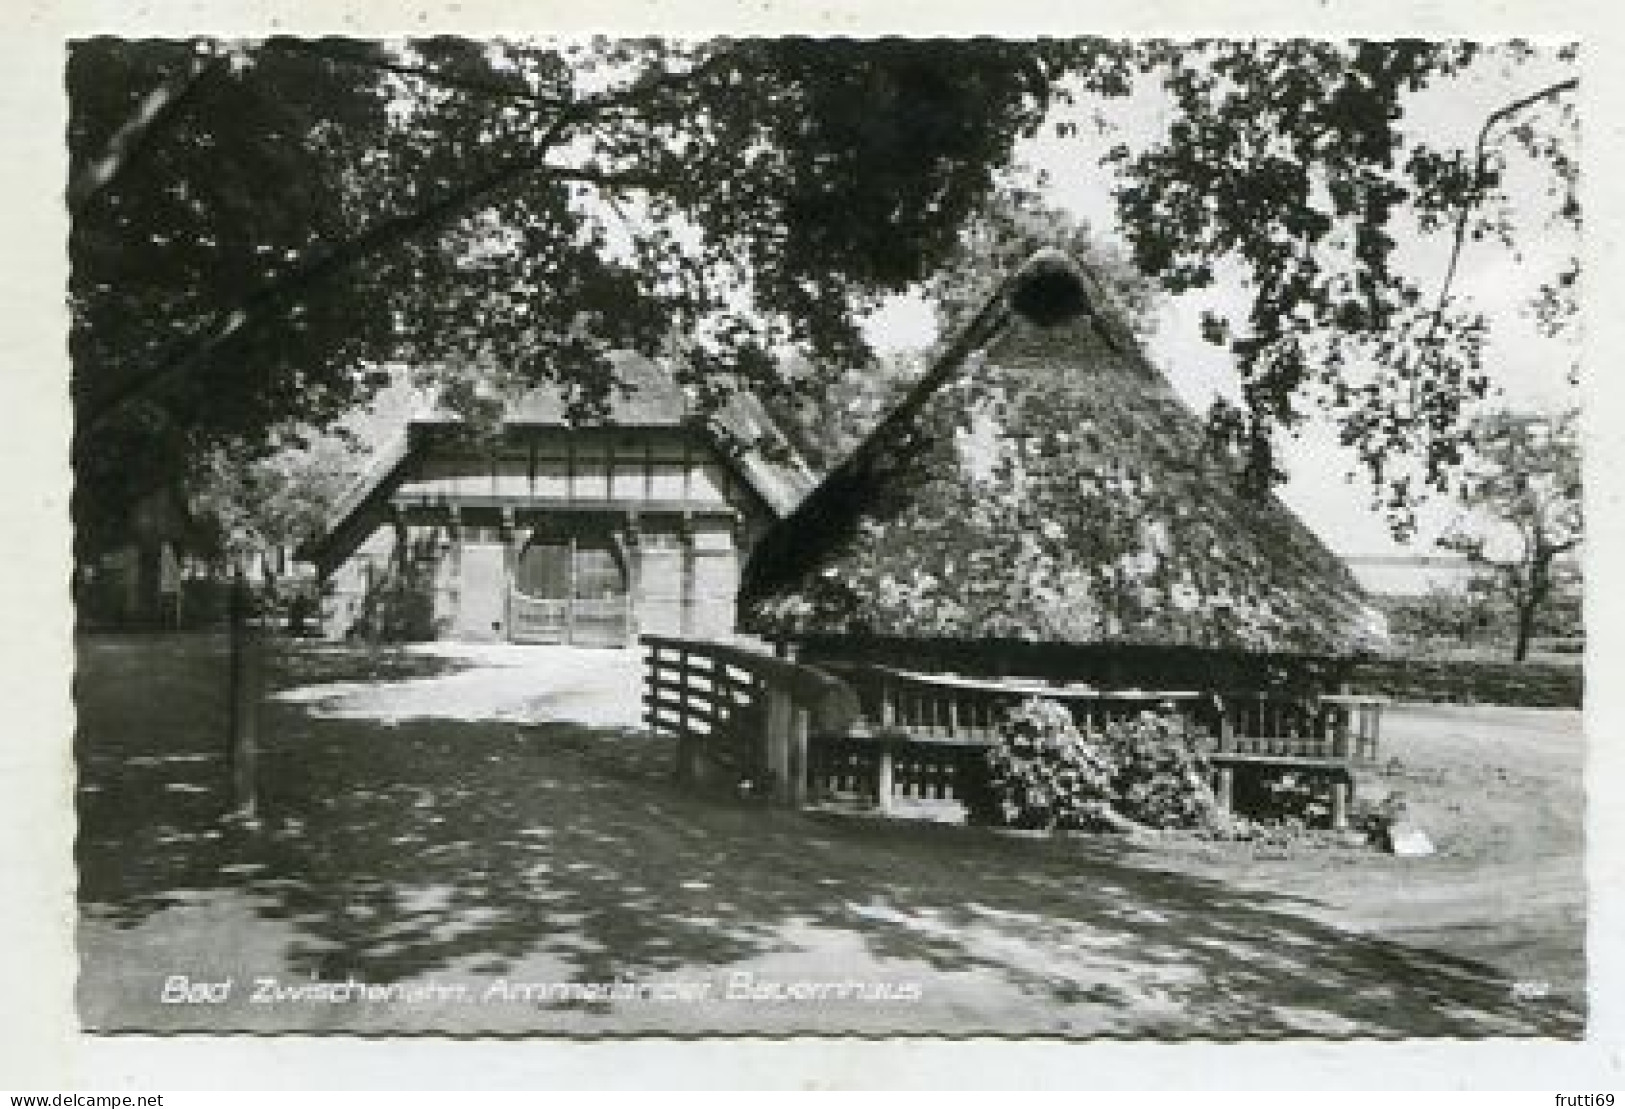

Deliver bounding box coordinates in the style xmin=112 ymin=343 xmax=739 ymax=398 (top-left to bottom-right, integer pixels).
xmin=1350 ymin=656 xmax=1581 ymax=708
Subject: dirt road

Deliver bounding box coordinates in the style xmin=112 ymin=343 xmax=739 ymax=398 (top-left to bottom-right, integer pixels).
xmin=75 ymin=636 xmax=1584 ymax=1036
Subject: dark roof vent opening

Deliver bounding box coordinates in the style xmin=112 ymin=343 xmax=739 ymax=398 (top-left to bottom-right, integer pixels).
xmin=1007 ymin=249 xmax=1091 ymax=328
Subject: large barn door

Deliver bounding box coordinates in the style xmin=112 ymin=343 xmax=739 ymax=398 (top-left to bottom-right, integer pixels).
xmin=510 ymin=532 xmax=630 ymax=646
xmin=511 ymin=539 xmax=571 ymax=643
xmin=569 ymin=541 xmax=631 ymax=647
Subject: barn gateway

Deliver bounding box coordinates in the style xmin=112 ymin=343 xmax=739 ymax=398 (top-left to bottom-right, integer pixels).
xmin=300 ymin=353 xmax=813 ymax=646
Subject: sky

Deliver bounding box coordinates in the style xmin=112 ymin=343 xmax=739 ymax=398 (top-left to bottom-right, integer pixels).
xmin=862 ymin=43 xmax=1580 ymax=558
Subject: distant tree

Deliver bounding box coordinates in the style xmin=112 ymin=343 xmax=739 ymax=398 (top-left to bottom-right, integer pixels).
xmin=190 ymin=436 xmax=365 ymax=585
xmin=1375 ymin=583 xmax=1508 ymax=651
xmin=763 ymin=189 xmax=1161 ymax=473
xmin=1439 ymin=410 xmax=1581 ymax=662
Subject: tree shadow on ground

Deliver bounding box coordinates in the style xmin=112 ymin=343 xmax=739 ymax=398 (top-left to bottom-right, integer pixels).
xmin=75 ymin=635 xmax=1582 ymax=1037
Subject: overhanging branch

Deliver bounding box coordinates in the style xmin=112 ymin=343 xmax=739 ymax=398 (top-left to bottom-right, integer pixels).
xmin=78 ymin=148 xmax=566 ymax=445
xmin=68 ymin=47 xmax=228 ymax=213
xmin=73 ymin=48 xmax=739 ymax=450
xmin=262 ymin=39 xmax=574 ymax=114
xmin=1431 ymin=75 xmax=1578 ymax=324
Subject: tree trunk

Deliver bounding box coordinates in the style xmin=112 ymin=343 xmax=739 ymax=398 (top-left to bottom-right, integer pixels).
xmin=1514 ymin=552 xmax=1553 ymax=663
xmin=1513 ymin=600 xmax=1537 ymax=663
xmin=227 ymin=570 xmax=262 ymax=820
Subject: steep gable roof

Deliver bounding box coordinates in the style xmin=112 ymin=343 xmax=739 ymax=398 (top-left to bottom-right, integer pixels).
xmin=739 ymin=250 xmax=1384 ymax=658
xmin=299 ymin=353 xmax=815 ymax=572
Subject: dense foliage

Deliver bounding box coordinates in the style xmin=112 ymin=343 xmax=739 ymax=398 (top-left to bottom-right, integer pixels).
xmin=70 ymin=37 xmax=1579 ymax=561
xmin=1439 ymin=410 xmax=1582 ymax=661
xmin=967 ymin=698 xmax=1220 ymax=833
xmin=741 ymin=307 xmax=1380 ymax=656
xmin=765 ymin=190 xmax=1160 ymax=474
xmin=1374 ymin=580 xmax=1581 ymax=656
xmin=69 ymin=37 xmax=1091 ymax=559
xmin=1108 ymin=41 xmax=1578 ymax=523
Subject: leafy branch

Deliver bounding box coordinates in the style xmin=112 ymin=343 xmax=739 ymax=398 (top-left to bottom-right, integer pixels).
xmin=73 ymin=45 xmax=737 ymax=447
xmin=261 ymin=38 xmax=575 ymax=113
xmin=67 ymin=45 xmax=230 ymax=212
xmin=1430 ymin=75 xmax=1578 ymax=331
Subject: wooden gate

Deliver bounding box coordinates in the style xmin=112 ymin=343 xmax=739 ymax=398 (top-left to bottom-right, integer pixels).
xmin=510 ymin=534 xmax=632 ymax=646
xmin=509 ymin=592 xmax=570 ymax=642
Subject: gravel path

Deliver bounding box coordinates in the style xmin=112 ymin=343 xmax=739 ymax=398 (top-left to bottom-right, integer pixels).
xmin=75 ymin=636 xmax=1584 ymax=1037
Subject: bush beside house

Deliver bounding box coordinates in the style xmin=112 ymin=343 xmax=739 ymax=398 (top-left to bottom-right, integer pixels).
xmin=964 ymin=698 xmax=1223 ymax=833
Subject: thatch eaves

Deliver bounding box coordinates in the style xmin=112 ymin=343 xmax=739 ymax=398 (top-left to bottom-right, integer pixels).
xmin=739 ymin=250 xmax=1384 ymax=659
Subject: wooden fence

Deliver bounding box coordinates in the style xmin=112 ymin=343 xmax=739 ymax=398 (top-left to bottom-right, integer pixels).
xmin=642 ymin=637 xmax=1383 ymax=827
xmin=641 ymin=634 xmax=858 ymax=804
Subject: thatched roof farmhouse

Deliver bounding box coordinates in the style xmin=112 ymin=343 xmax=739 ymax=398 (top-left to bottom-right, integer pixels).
xmin=739 ymin=250 xmax=1385 ymax=689
xmin=302 ymin=351 xmax=814 ymax=645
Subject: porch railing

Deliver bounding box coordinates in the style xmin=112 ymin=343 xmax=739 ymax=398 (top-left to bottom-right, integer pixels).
xmin=642 ymin=637 xmax=1384 ymax=826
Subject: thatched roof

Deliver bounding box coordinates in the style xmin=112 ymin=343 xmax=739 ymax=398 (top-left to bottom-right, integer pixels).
xmin=428 ymin=351 xmax=814 ymax=518
xmin=739 ymin=250 xmax=1385 ymax=658
xmin=496 ymin=350 xmax=696 ymax=428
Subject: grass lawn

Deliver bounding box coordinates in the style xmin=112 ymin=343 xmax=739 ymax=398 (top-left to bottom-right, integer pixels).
xmin=74 ymin=633 xmax=1584 ymax=1037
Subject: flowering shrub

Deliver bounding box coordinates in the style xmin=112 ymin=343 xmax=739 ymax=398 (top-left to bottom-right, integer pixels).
xmin=964 ymin=697 xmax=1117 ymax=830
xmin=1099 ymin=710 xmax=1220 ymax=829
xmin=966 ymin=697 xmax=1220 ymax=833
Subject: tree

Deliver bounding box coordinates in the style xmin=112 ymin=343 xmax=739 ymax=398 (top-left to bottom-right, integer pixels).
xmin=1439 ymin=410 xmax=1581 ymax=662
xmin=69 ymin=37 xmax=1096 ymax=562
xmin=1374 ymin=582 xmax=1509 ymax=652
xmin=190 ymin=436 xmax=364 ymax=571
xmin=761 ymin=189 xmax=1161 ymax=473
xmin=1103 ymin=40 xmax=1579 ymax=522
xmin=69 ymin=37 xmax=1579 ymax=554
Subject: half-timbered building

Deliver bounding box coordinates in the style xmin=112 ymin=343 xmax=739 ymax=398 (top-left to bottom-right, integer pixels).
xmin=300 ymin=353 xmax=813 ymax=646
